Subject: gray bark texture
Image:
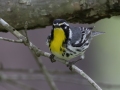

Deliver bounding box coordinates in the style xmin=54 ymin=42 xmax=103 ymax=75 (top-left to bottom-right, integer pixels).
xmin=0 ymin=0 xmax=119 ymax=32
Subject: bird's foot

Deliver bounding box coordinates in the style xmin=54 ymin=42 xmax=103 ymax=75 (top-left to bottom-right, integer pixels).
xmin=49 ymin=54 xmax=56 ymax=63
xmin=66 ymin=59 xmax=82 ymax=71
xmin=66 ymin=61 xmax=73 ymax=71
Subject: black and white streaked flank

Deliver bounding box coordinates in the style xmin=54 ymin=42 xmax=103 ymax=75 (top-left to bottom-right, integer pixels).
xmin=47 ymin=19 xmax=104 ymax=61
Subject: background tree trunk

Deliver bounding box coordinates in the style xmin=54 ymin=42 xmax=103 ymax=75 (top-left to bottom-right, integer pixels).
xmin=0 ymin=0 xmax=119 ymax=32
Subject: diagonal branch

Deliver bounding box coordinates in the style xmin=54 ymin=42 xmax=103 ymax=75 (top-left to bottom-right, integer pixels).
xmin=0 ymin=18 xmax=58 ymax=90
xmin=0 ymin=18 xmax=102 ymax=90
xmin=29 ymin=50 xmax=58 ymax=90
xmin=22 ymin=22 xmax=58 ymax=90
xmin=0 ymin=37 xmax=23 ymax=43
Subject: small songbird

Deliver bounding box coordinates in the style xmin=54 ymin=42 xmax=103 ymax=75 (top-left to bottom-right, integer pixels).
xmin=46 ymin=19 xmax=104 ymax=70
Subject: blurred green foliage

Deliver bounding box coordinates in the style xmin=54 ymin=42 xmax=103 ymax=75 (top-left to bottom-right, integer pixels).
xmin=94 ymin=16 xmax=120 ymax=90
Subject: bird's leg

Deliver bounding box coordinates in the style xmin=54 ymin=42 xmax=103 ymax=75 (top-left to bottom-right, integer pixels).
xmin=49 ymin=54 xmax=56 ymax=62
xmin=66 ymin=55 xmax=84 ymax=71
xmin=66 ymin=59 xmax=82 ymax=71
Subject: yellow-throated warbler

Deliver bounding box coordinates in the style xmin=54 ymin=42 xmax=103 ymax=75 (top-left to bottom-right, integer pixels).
xmin=46 ymin=19 xmax=104 ymax=70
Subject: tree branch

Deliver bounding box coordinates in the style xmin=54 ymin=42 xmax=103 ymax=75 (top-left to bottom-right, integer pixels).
xmin=29 ymin=50 xmax=58 ymax=90
xmin=0 ymin=0 xmax=119 ymax=32
xmin=0 ymin=72 xmax=120 ymax=89
xmin=0 ymin=68 xmax=75 ymax=75
xmin=0 ymin=18 xmax=103 ymax=90
xmin=0 ymin=37 xmax=23 ymax=43
xmin=0 ymin=73 xmax=36 ymax=90
xmin=21 ymin=23 xmax=58 ymax=90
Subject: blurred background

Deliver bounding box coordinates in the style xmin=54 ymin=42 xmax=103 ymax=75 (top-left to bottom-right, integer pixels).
xmin=0 ymin=16 xmax=120 ymax=90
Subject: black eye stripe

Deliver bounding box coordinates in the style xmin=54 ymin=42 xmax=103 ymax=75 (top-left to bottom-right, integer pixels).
xmin=53 ymin=19 xmax=69 ymax=26
xmin=53 ymin=22 xmax=68 ymax=26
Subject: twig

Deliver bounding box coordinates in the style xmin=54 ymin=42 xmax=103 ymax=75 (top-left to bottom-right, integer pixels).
xmin=0 ymin=72 xmax=44 ymax=80
xmin=24 ymin=21 xmax=29 ymax=43
xmin=30 ymin=50 xmax=58 ymax=90
xmin=5 ymin=80 xmax=37 ymax=90
xmin=0 ymin=72 xmax=37 ymax=90
xmin=0 ymin=68 xmax=75 ymax=75
xmin=23 ymin=21 xmax=58 ymax=90
xmin=55 ymin=57 xmax=102 ymax=90
xmin=73 ymin=65 xmax=102 ymax=90
xmin=0 ymin=18 xmax=58 ymax=90
xmin=0 ymin=72 xmax=120 ymax=89
xmin=0 ymin=37 xmax=23 ymax=43
xmin=0 ymin=18 xmax=102 ymax=90
xmin=0 ymin=18 xmax=41 ymax=56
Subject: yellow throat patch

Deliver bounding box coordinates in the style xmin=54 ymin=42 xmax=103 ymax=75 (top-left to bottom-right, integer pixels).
xmin=50 ymin=28 xmax=66 ymax=54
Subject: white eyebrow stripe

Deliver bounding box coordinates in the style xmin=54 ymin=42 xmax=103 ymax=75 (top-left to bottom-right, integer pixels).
xmin=53 ymin=22 xmax=69 ymax=26
xmin=63 ymin=22 xmax=69 ymax=26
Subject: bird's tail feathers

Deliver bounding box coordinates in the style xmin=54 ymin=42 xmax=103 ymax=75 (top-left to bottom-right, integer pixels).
xmin=91 ymin=31 xmax=105 ymax=37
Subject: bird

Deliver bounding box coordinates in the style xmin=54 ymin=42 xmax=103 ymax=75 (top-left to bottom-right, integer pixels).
xmin=46 ymin=19 xmax=104 ymax=70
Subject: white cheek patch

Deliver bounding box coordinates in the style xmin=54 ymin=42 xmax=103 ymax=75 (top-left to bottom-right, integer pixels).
xmin=69 ymin=28 xmax=72 ymax=39
xmin=63 ymin=22 xmax=69 ymax=26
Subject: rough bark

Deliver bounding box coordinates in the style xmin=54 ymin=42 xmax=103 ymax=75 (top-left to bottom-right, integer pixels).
xmin=0 ymin=0 xmax=119 ymax=32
